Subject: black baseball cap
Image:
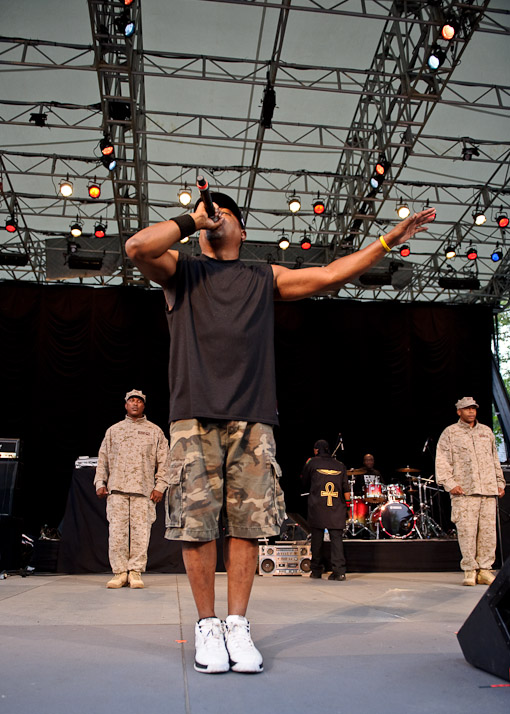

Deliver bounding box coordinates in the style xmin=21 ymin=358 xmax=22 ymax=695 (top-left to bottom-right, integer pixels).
xmin=194 ymin=191 xmax=245 ymax=229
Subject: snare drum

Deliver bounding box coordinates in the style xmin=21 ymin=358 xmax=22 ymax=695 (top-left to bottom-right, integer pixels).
xmin=364 ymin=482 xmax=385 ymax=503
xmin=386 ymin=483 xmax=406 ymax=502
xmin=347 ymin=497 xmax=369 ymax=526
xmin=370 ymin=501 xmax=415 ymax=539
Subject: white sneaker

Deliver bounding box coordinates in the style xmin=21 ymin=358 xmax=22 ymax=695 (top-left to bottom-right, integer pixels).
xmin=194 ymin=618 xmax=229 ymax=674
xmin=224 ymin=615 xmax=263 ymax=673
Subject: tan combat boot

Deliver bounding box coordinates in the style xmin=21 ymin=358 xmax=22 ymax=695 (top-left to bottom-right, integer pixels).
xmin=462 ymin=570 xmax=477 ymax=586
xmin=476 ymin=569 xmax=495 ymax=585
xmin=107 ymin=572 xmax=128 ymax=589
xmin=128 ymin=571 xmax=144 ymax=589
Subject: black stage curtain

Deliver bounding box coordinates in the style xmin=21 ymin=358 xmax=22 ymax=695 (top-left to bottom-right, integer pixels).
xmin=0 ymin=281 xmax=493 ymax=539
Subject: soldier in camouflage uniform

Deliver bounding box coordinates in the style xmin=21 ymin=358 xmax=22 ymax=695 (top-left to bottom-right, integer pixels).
xmin=95 ymin=389 xmax=170 ymax=589
xmin=126 ymin=189 xmax=435 ymax=674
xmin=435 ymin=397 xmax=506 ymax=587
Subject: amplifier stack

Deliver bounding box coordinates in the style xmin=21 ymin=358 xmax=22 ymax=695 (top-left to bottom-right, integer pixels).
xmin=258 ymin=542 xmax=311 ymax=576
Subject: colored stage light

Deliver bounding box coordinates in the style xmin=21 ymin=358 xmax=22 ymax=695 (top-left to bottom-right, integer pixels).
xmin=100 ymin=137 xmax=114 ymax=156
xmin=491 ymin=248 xmax=503 ymax=263
xmin=441 ymin=18 xmax=458 ymax=41
xmin=5 ymin=216 xmax=17 ymax=233
xmin=427 ymin=45 xmax=447 ymax=71
xmin=116 ymin=11 xmax=135 ymax=37
xmin=399 ymin=244 xmax=411 ymax=258
xmin=496 ymin=212 xmax=509 ymax=229
xmin=466 ymin=246 xmax=478 ymax=261
xmin=102 ymin=155 xmax=117 ymax=171
xmin=313 ymin=198 xmax=325 ymax=215
xmin=88 ymin=182 xmax=101 ymax=199
xmin=445 ymin=245 xmax=457 ymax=259
xmin=300 ymin=234 xmax=311 ymax=250
xmin=94 ymin=223 xmax=106 ymax=238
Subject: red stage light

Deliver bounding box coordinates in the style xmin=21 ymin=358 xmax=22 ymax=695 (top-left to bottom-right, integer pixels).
xmin=300 ymin=236 xmax=311 ymax=250
xmin=94 ymin=223 xmax=106 ymax=238
xmin=497 ymin=213 xmax=509 ymax=229
xmin=100 ymin=137 xmax=114 ymax=156
xmin=399 ymin=244 xmax=411 ymax=258
xmin=441 ymin=23 xmax=456 ymax=41
xmin=5 ymin=216 xmax=17 ymax=232
xmin=467 ymin=247 xmax=478 ymax=261
xmin=375 ymin=162 xmax=386 ymax=176
xmin=88 ymin=183 xmax=101 ymax=199
xmin=313 ymin=199 xmax=325 ymax=215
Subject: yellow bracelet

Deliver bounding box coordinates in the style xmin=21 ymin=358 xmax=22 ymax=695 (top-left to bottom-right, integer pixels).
xmin=379 ymin=235 xmax=391 ymax=253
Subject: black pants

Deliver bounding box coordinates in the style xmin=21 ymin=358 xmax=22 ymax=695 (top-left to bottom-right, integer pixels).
xmin=310 ymin=527 xmax=346 ymax=575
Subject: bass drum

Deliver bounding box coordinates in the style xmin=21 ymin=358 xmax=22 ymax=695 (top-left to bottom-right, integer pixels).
xmin=370 ymin=501 xmax=415 ymax=539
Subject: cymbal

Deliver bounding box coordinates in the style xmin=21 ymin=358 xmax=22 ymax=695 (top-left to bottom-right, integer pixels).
xmin=346 ymin=468 xmax=366 ymax=476
xmin=397 ymin=467 xmax=420 ymax=473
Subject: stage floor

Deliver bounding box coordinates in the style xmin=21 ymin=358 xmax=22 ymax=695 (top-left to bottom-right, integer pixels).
xmin=0 ymin=571 xmax=508 ymax=714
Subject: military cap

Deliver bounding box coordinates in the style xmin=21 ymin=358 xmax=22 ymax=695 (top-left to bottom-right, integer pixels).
xmin=455 ymin=396 xmax=479 ymax=409
xmin=125 ymin=389 xmax=146 ymax=403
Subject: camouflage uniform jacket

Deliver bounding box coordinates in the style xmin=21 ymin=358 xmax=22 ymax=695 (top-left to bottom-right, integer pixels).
xmin=94 ymin=415 xmax=170 ymax=497
xmin=435 ymin=420 xmax=505 ymax=495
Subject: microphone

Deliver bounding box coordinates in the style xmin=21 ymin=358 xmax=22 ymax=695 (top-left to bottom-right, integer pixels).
xmin=423 ymin=437 xmax=430 ymax=453
xmin=196 ymin=176 xmax=218 ymax=221
xmin=338 ymin=432 xmax=344 ymax=451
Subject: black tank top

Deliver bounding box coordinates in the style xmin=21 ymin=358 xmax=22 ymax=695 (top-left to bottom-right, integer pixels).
xmin=165 ymin=253 xmax=278 ymax=425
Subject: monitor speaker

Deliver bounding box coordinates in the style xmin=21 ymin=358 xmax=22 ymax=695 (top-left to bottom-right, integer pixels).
xmin=457 ymin=556 xmax=510 ymax=682
xmin=0 ymin=461 xmax=19 ymax=516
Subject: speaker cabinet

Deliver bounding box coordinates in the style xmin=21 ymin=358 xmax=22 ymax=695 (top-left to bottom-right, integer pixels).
xmin=457 ymin=556 xmax=510 ymax=682
xmin=0 ymin=461 xmax=19 ymax=516
xmin=258 ymin=543 xmax=311 ymax=576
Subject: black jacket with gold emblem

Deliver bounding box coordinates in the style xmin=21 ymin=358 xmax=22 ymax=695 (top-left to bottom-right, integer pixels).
xmin=301 ymin=455 xmax=349 ymax=529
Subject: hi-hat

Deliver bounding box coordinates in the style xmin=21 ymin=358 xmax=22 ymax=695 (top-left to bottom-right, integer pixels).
xmin=397 ymin=467 xmax=420 ymax=473
xmin=346 ymin=468 xmax=366 ymax=476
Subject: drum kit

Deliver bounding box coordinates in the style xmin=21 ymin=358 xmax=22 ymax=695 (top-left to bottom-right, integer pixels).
xmin=345 ymin=466 xmax=445 ymax=540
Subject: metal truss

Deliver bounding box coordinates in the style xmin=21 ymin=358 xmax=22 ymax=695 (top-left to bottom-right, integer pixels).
xmin=0 ymin=0 xmax=509 ymax=306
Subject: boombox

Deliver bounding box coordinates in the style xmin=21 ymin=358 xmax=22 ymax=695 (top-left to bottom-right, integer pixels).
xmin=258 ymin=542 xmax=311 ymax=576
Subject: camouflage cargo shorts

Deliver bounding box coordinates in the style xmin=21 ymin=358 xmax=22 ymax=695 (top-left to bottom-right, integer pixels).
xmin=165 ymin=419 xmax=286 ymax=542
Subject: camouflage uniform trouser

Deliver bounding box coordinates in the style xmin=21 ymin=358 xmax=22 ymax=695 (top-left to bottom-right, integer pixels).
xmin=450 ymin=494 xmax=497 ymax=572
xmin=106 ymin=491 xmax=156 ymax=573
xmin=165 ymin=419 xmax=286 ymax=542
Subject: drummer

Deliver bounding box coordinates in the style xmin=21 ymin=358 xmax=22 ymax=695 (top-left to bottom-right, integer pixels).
xmin=353 ymin=454 xmax=385 ymax=496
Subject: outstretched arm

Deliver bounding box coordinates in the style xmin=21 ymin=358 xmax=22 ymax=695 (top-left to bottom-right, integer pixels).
xmin=272 ymin=208 xmax=436 ymax=301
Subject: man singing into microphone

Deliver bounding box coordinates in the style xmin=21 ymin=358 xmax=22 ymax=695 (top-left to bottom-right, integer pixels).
xmin=125 ymin=190 xmax=435 ymax=674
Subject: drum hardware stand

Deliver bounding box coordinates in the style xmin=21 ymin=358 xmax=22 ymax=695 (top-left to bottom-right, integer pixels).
xmin=411 ymin=475 xmax=446 ymax=539
xmin=345 ymin=478 xmax=374 ymax=538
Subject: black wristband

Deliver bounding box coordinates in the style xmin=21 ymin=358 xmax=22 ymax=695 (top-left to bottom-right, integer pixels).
xmin=172 ymin=213 xmax=196 ymax=239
